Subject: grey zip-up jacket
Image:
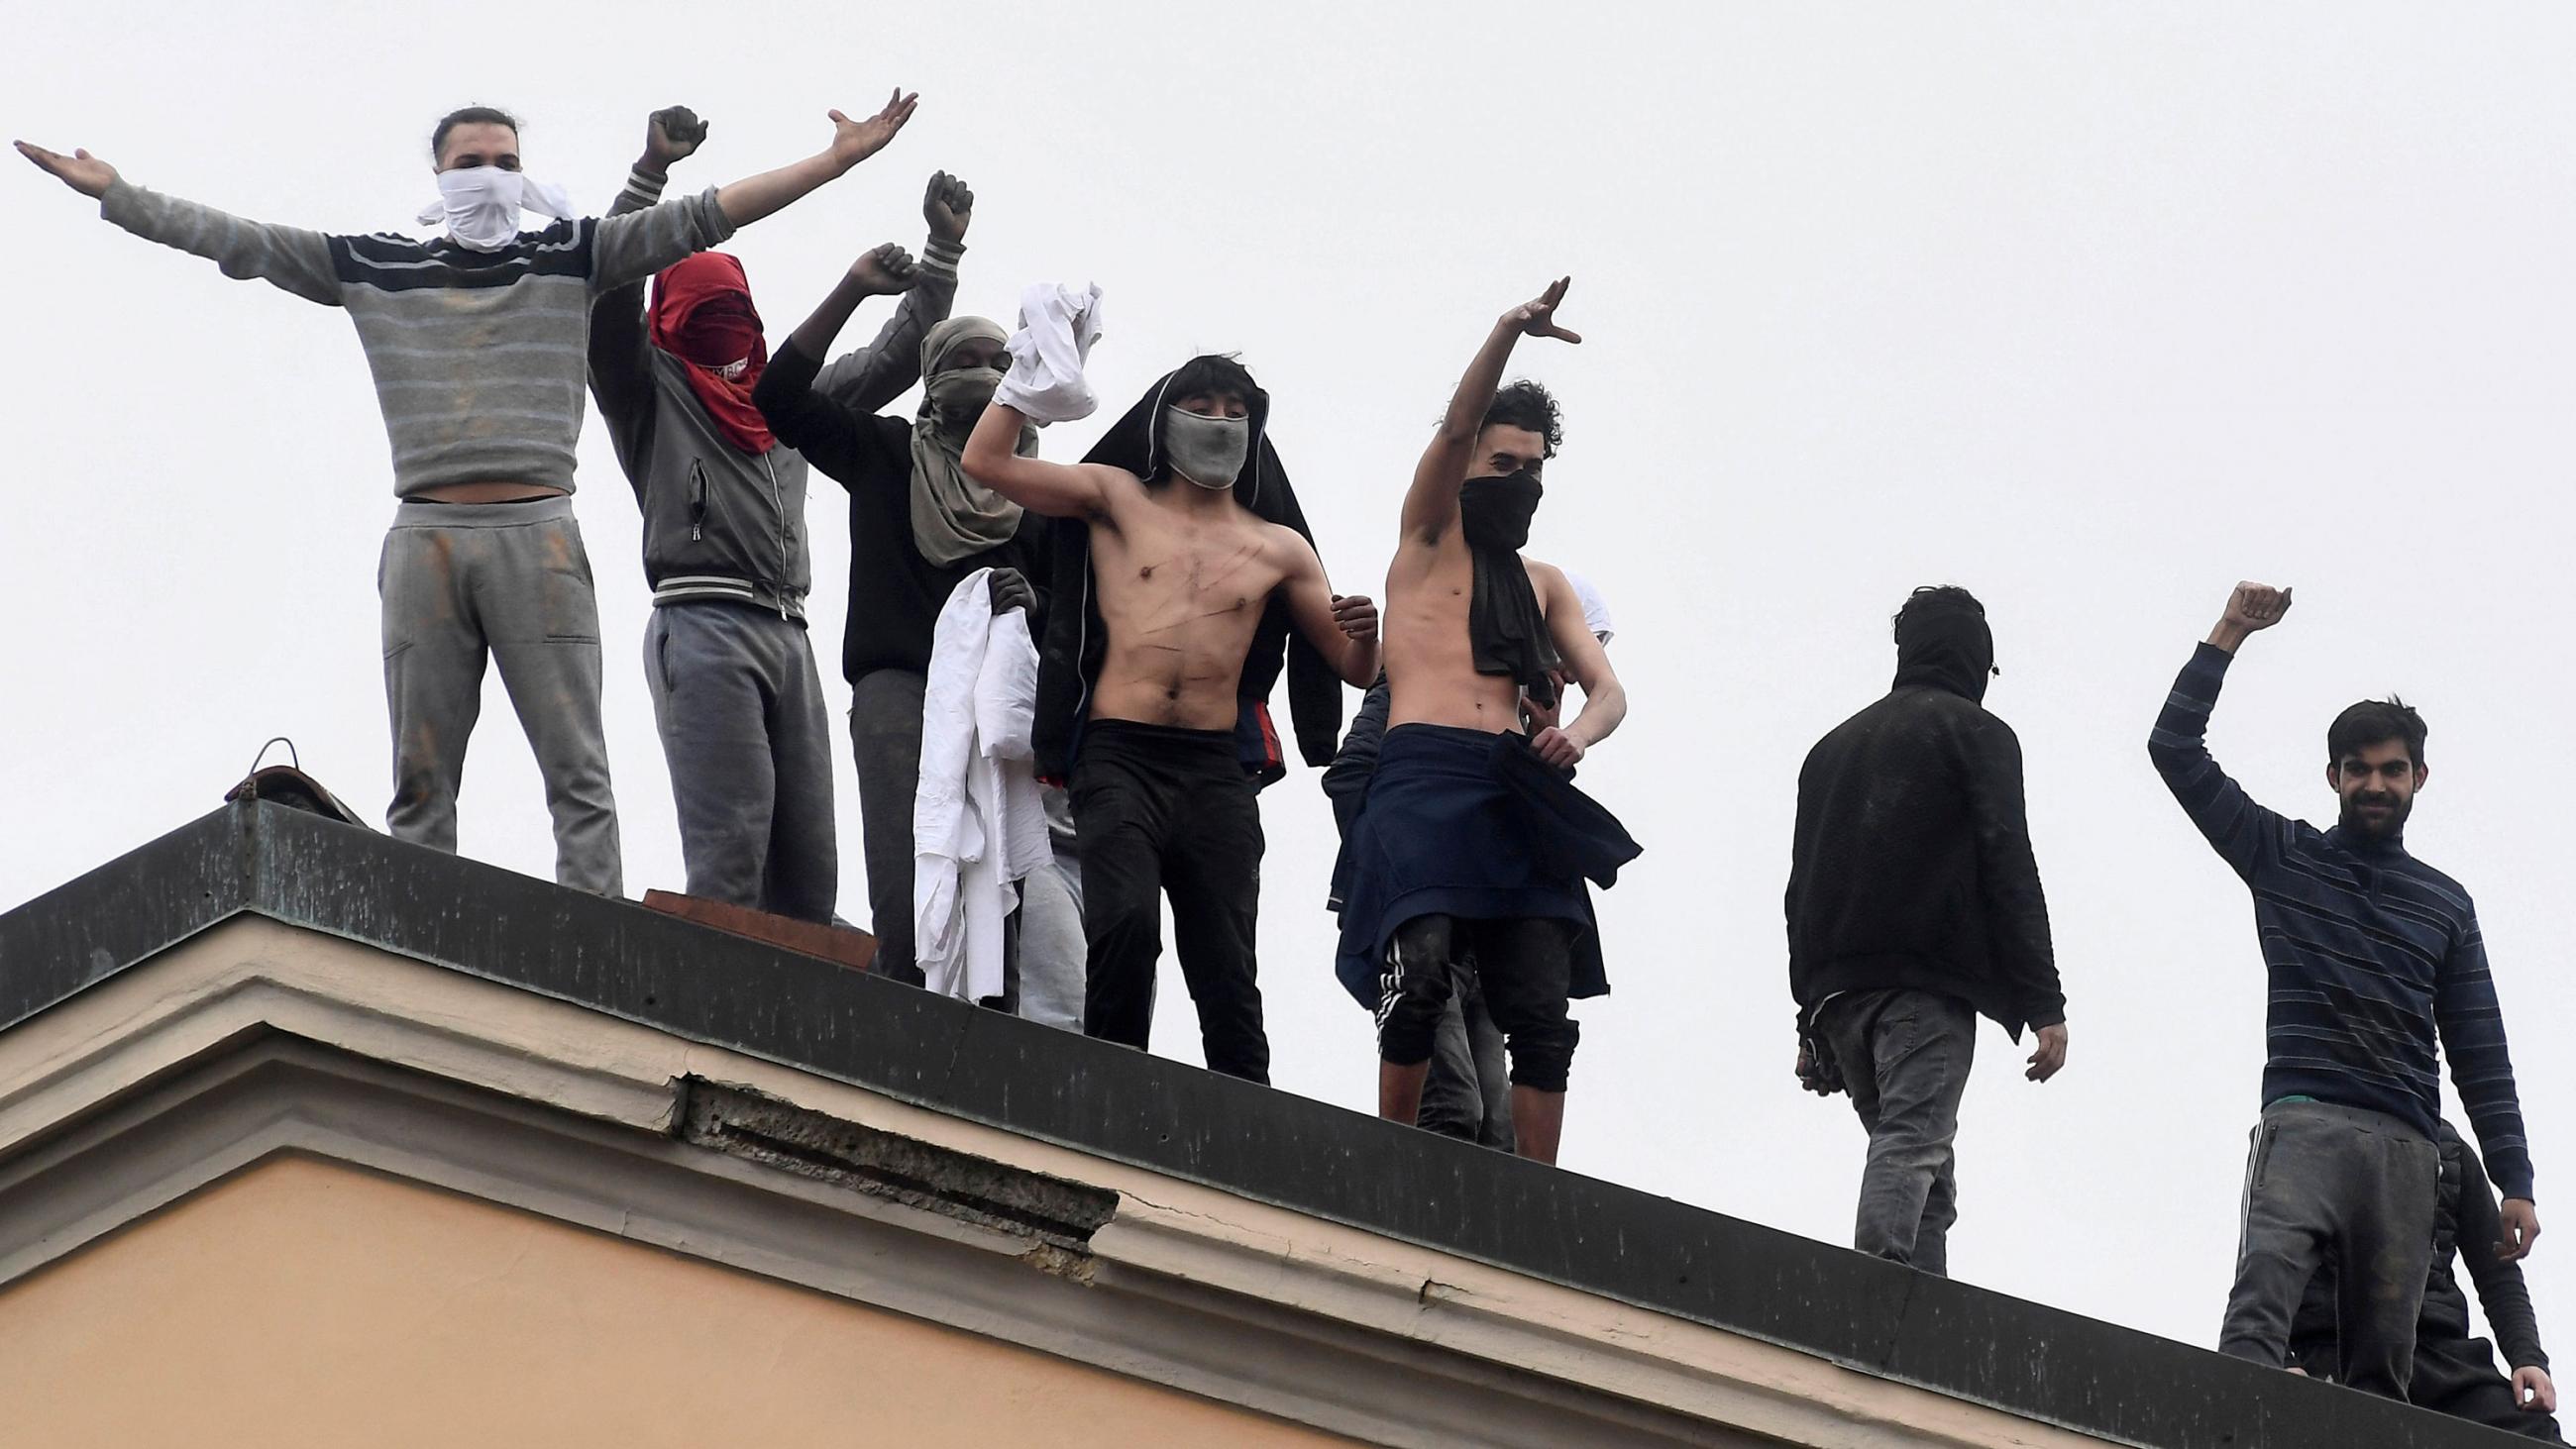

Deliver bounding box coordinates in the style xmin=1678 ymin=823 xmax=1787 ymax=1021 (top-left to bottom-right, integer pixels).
xmin=588 ymin=166 xmax=961 ymax=617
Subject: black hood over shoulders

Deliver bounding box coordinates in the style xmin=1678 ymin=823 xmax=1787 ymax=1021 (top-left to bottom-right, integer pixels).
xmin=1891 ymin=601 xmax=1994 ymax=703
xmin=1030 ymin=366 xmax=1344 ymax=781
xmin=1785 ymin=603 xmax=2061 ymax=1045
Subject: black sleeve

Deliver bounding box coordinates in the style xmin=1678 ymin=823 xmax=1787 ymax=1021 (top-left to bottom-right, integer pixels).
xmin=1320 ymin=676 xmax=1392 ymax=839
xmin=2459 ymin=1147 xmax=2550 ymax=1371
xmin=1963 ymin=714 xmax=2065 ymax=1029
xmin=754 ymin=338 xmax=883 ymax=487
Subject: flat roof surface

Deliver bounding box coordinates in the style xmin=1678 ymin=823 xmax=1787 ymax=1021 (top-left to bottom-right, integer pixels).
xmin=0 ymin=800 xmax=2515 ymax=1448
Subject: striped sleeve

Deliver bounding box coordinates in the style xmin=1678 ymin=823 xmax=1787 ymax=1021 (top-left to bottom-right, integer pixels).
xmin=99 ymin=178 xmax=342 ymax=306
xmin=2147 ymin=642 xmax=2298 ymax=881
xmin=590 ymin=184 xmax=737 ymax=292
xmin=2437 ymin=910 xmax=2535 ymax=1202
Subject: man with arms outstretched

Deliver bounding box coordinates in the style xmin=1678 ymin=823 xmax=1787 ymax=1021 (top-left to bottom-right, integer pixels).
xmin=16 ymin=92 xmax=917 ymax=893
xmin=962 ymin=354 xmax=1379 ymax=1082
xmin=1342 ymin=280 xmax=1635 ymax=1166
xmin=2152 ymin=581 xmax=2540 ymax=1401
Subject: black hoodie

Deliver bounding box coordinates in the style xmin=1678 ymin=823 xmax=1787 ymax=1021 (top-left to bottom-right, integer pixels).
xmin=1029 ymin=367 xmax=1343 ymax=782
xmin=1783 ymin=604 xmax=2064 ymax=1041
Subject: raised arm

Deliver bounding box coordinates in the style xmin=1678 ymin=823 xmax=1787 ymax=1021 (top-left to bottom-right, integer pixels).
xmin=1276 ymin=534 xmax=1381 ymax=688
xmin=18 ymin=142 xmax=340 ymax=305
xmin=716 ymin=91 xmax=915 ymax=229
xmin=2147 ymin=582 xmax=2302 ymax=880
xmin=753 ymin=246 xmax=920 ymax=479
xmin=1402 ymin=279 xmax=1580 ymax=543
xmin=588 ymin=107 xmax=708 ymax=471
xmin=813 ymin=172 xmax=970 ymax=415
xmin=961 ymin=401 xmax=1121 ymax=519
xmin=590 ymin=94 xmax=914 ymax=290
xmin=1527 ymin=564 xmax=1624 ymax=766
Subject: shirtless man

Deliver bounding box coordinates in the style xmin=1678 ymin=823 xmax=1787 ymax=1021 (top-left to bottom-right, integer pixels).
xmin=962 ymin=354 xmax=1379 ymax=1082
xmin=1342 ymin=279 xmax=1632 ymax=1164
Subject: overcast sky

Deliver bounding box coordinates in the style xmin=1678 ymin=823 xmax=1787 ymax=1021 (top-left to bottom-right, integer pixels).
xmin=8 ymin=0 xmax=2575 ymax=1358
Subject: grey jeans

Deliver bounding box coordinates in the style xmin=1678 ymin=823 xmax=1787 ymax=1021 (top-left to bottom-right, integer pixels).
xmin=1817 ymin=988 xmax=1977 ymax=1277
xmin=2220 ymin=1099 xmax=2440 ymax=1400
xmin=379 ymin=496 xmax=620 ymax=894
xmin=1419 ymin=967 xmax=1514 ymax=1150
xmin=849 ymin=669 xmax=928 ymax=983
xmin=644 ymin=601 xmax=836 ymax=923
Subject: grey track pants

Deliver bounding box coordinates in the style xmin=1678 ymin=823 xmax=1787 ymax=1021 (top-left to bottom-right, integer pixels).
xmin=1420 ymin=976 xmax=1515 ymax=1151
xmin=1817 ymin=988 xmax=1977 ymax=1277
xmin=379 ymin=497 xmax=620 ymax=894
xmin=644 ymin=601 xmax=836 ymax=923
xmin=2220 ymin=1099 xmax=2439 ymax=1400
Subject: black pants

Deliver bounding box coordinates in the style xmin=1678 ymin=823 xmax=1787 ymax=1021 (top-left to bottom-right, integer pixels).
xmin=1378 ymin=914 xmax=1578 ymax=1093
xmin=1071 ymin=720 xmax=1268 ymax=1084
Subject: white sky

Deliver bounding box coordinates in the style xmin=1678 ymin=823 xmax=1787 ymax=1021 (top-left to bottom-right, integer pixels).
xmin=7 ymin=0 xmax=2574 ymax=1358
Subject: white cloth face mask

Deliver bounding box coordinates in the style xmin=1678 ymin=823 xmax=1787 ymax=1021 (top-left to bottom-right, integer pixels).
xmin=416 ymin=166 xmax=574 ymax=252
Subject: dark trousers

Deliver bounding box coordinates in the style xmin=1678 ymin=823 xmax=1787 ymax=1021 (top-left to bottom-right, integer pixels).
xmin=644 ymin=602 xmax=836 ymax=922
xmin=2220 ymin=1099 xmax=2439 ymax=1399
xmin=1816 ymin=988 xmax=1977 ymax=1277
xmin=1071 ymin=721 xmax=1268 ymax=1084
xmin=849 ymin=669 xmax=927 ymax=983
xmin=1378 ymin=914 xmax=1578 ymax=1093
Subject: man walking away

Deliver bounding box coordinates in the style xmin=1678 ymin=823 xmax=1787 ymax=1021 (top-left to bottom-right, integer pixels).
xmin=18 ymin=93 xmax=920 ymax=893
xmin=1786 ymin=586 xmax=2068 ymax=1277
xmin=2151 ymin=580 xmax=2539 ymax=1401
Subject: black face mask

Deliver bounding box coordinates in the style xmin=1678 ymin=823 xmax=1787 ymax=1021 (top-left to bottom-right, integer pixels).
xmin=1460 ymin=470 xmax=1544 ymax=551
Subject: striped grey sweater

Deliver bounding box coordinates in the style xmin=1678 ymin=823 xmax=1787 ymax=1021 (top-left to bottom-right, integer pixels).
xmin=100 ymin=170 xmax=734 ymax=496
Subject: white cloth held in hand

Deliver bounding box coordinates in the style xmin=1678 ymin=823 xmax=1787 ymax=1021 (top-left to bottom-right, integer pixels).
xmin=995 ymin=281 xmax=1106 ymax=424
xmin=913 ymin=569 xmax=1051 ymax=1003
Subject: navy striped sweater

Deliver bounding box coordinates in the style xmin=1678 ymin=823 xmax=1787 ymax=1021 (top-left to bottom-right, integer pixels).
xmin=2151 ymin=642 xmax=2533 ymax=1201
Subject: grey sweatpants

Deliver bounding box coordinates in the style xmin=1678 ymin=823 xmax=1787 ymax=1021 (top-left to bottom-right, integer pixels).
xmin=379 ymin=497 xmax=620 ymax=894
xmin=644 ymin=601 xmax=836 ymax=923
xmin=1817 ymin=988 xmax=1977 ymax=1277
xmin=2220 ymin=1099 xmax=2440 ymax=1400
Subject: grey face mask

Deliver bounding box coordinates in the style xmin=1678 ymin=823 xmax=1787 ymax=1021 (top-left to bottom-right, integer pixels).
xmin=1163 ymin=407 xmax=1249 ymax=490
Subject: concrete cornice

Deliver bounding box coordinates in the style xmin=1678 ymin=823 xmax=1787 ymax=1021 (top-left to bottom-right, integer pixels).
xmin=0 ymin=804 xmax=2513 ymax=1449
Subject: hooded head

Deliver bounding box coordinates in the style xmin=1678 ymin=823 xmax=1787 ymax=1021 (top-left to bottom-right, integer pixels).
xmin=1890 ymin=585 xmax=1995 ymax=704
xmin=918 ymin=316 xmax=1012 ymax=437
xmin=650 ymin=253 xmax=774 ymax=453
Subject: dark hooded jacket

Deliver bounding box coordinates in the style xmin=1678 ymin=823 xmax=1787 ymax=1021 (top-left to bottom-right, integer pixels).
xmin=1784 ymin=602 xmax=2063 ymax=1042
xmin=1030 ymin=367 xmax=1343 ymax=783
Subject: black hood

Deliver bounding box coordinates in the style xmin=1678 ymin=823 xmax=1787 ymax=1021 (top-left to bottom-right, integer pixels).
xmin=1892 ymin=602 xmax=1994 ymax=704
xmin=1081 ymin=363 xmax=1276 ymax=507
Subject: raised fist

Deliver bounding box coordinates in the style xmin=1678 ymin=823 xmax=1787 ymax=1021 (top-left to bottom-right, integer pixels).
xmin=2221 ymin=581 xmax=2294 ymax=635
xmin=644 ymin=106 xmax=707 ymax=170
xmin=849 ymin=242 xmax=918 ymax=296
xmin=923 ymin=170 xmax=974 ymax=245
